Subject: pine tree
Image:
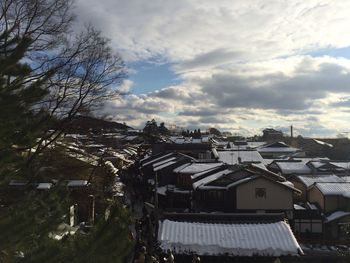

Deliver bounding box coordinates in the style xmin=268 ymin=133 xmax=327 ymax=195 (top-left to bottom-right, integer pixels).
xmin=143 ymin=119 xmax=160 ymax=143
xmin=0 ymin=0 xmax=131 ymax=261
xmin=158 ymin=122 xmax=170 ymax=135
xmin=0 ymin=27 xmax=54 ymax=178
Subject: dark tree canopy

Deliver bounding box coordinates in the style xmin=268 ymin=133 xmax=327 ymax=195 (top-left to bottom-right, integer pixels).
xmin=158 ymin=122 xmax=170 ymax=135
xmin=209 ymin=127 xmax=222 ymax=136
xmin=0 ymin=0 xmax=131 ymax=261
xmin=0 ymin=0 xmax=126 ymax=174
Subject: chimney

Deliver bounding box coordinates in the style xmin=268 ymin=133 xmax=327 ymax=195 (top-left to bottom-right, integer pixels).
xmin=290 ymin=125 xmax=293 ymax=138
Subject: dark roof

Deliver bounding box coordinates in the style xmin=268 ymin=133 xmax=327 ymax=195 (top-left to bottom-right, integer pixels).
xmin=161 ymin=212 xmax=286 ymax=224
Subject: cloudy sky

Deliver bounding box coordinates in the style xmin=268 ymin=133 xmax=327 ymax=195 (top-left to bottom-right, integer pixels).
xmin=76 ymin=0 xmax=350 ymax=137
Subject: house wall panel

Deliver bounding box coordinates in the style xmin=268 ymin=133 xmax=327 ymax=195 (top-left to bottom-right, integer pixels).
xmin=236 ymin=178 xmax=293 ymax=210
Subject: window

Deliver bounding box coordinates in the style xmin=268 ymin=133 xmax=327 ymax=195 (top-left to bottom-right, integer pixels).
xmin=255 ymin=188 xmax=266 ymax=199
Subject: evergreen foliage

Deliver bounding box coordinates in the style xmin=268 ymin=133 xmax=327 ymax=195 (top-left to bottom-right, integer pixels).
xmin=181 ymin=129 xmax=202 ymax=138
xmin=0 ymin=189 xmax=132 ymax=262
xmin=143 ymin=119 xmax=171 ymax=142
xmin=158 ymin=122 xmax=170 ymax=135
xmin=209 ymin=127 xmax=222 ymax=136
xmin=0 ymin=0 xmax=132 ymax=261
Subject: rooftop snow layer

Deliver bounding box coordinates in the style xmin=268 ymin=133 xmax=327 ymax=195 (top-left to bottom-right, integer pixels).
xmin=142 ymin=153 xmax=174 ymax=167
xmin=275 ymin=162 xmax=312 ymax=174
xmin=153 ymin=157 xmax=177 ymax=168
xmin=173 ymin=163 xmax=192 ymax=173
xmin=192 ymin=169 xmax=231 ymax=189
xmin=326 ymin=211 xmax=350 ymax=223
xmin=37 ymin=183 xmax=53 ymax=190
xmin=158 ymin=219 xmax=302 ymax=257
xmin=313 ymin=139 xmax=333 ymax=148
xmin=298 ymin=174 xmax=344 ymax=188
xmin=314 ymin=182 xmax=350 ymax=197
xmin=217 ymin=150 xmax=265 ymax=165
xmin=67 ymin=180 xmax=88 ymax=187
xmin=154 ymin=161 xmax=177 ymax=172
xmin=176 ymin=163 xmax=223 ymax=174
xmin=191 ymin=166 xmax=225 ymax=180
xmin=329 ymin=162 xmax=350 ymax=170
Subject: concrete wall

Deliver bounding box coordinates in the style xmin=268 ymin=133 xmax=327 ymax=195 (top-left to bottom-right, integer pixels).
xmin=236 ymin=177 xmax=293 ymax=210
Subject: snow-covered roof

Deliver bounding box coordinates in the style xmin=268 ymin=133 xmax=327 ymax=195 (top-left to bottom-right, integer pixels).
xmin=329 ymin=162 xmax=350 ymax=170
xmin=105 ymin=161 xmax=119 ymax=175
xmin=157 ymin=185 xmax=169 ymax=196
xmin=193 ymin=169 xmax=232 ymax=189
xmin=123 ymin=135 xmax=139 ymax=141
xmin=154 ymin=161 xmax=177 ymax=172
xmin=9 ymin=180 xmax=28 ymax=186
xmin=258 ymin=147 xmax=299 ymax=153
xmin=175 ymin=138 xmax=185 ymax=144
xmin=281 ymin=181 xmax=295 ymax=188
xmin=294 ymin=204 xmax=306 ymax=210
xmin=341 ymin=176 xmax=350 ymax=182
xmin=108 ymin=151 xmax=131 ymax=162
xmin=158 ymin=219 xmax=302 ymax=257
xmin=275 ymin=162 xmax=312 ymax=174
xmin=123 ymin=148 xmax=137 ymax=156
xmin=37 ymin=183 xmax=53 ymax=190
xmin=85 ymin=144 xmax=105 ymax=148
xmin=142 ymin=153 xmax=174 ymax=167
xmin=153 ymin=157 xmax=177 ymax=168
xmin=326 ymin=211 xmax=350 ymax=223
xmin=173 ymin=163 xmax=191 ymax=173
xmin=258 ymin=142 xmax=299 ymax=153
xmin=211 ymin=138 xmax=228 ymax=146
xmin=198 ymin=177 xmax=254 ymax=190
xmin=175 ymin=163 xmax=223 ymax=174
xmin=67 ymin=180 xmax=88 ymax=187
xmin=247 ymin=141 xmax=266 ymax=148
xmin=201 ymin=136 xmax=210 ymax=143
xmin=313 ymin=182 xmax=350 ymax=198
xmin=217 ymin=150 xmax=265 ymax=165
xmin=139 ymin=152 xmax=152 ymax=162
xmin=307 ymin=161 xmax=346 ymax=171
xmin=191 ymin=166 xmax=224 ymax=180
xmin=308 ymin=161 xmax=326 ymax=169
xmin=306 ymin=202 xmax=318 ymax=210
xmin=298 ymin=174 xmax=344 ymax=188
xmin=192 ymin=138 xmax=202 ymax=143
xmin=250 ymin=162 xmax=268 ymax=171
xmin=313 ymin=139 xmax=333 ymax=148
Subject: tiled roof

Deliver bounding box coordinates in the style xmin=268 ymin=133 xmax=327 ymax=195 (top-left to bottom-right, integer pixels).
xmin=314 ymin=182 xmax=350 ymax=197
xmin=298 ymin=174 xmax=344 ymax=188
xmin=175 ymin=163 xmax=223 ymax=174
xmin=276 ymin=162 xmax=312 ymax=174
xmin=217 ymin=150 xmax=265 ymax=165
xmin=158 ymin=219 xmax=302 ymax=256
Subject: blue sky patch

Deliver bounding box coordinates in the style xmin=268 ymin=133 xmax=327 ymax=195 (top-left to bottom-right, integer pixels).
xmin=308 ymin=46 xmax=350 ymax=58
xmin=128 ymin=61 xmax=180 ymax=94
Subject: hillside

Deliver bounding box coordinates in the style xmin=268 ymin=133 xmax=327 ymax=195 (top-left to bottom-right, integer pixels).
xmin=65 ymin=115 xmax=132 ymax=134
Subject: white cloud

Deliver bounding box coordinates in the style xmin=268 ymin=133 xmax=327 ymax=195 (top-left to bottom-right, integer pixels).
xmin=118 ymin=79 xmax=134 ymax=93
xmin=76 ymin=0 xmax=350 ymax=62
xmin=75 ymin=0 xmax=350 ymax=136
